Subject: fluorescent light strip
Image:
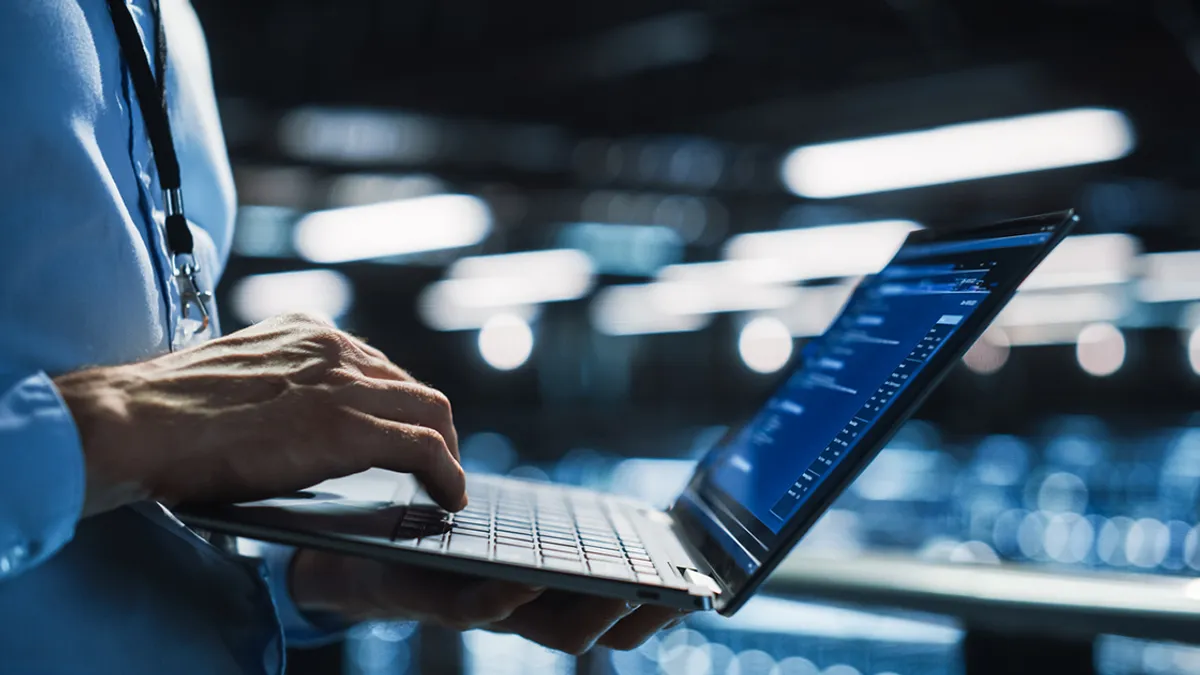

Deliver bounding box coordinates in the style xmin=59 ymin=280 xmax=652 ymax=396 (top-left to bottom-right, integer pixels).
xmin=782 ymin=108 xmax=1135 ymax=198
xmin=417 ymin=285 xmax=540 ymax=332
xmin=1020 ymin=234 xmax=1139 ymax=291
xmin=294 ymin=194 xmax=491 ymax=263
xmin=997 ymin=290 xmax=1125 ymax=327
xmin=724 ymin=220 xmax=922 ymax=282
xmin=229 ymin=269 xmax=353 ymax=325
xmin=1139 ymin=251 xmax=1200 ymax=303
xmin=448 ymin=249 xmax=595 ymax=304
xmin=590 ymin=284 xmax=711 ymax=336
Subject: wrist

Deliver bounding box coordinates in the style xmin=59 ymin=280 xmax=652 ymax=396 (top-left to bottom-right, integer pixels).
xmin=54 ymin=366 xmax=153 ymax=516
xmin=289 ymin=548 xmax=345 ymax=616
xmin=289 ymin=549 xmax=360 ymax=624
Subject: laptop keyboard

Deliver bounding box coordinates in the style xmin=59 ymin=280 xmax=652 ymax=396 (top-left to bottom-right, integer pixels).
xmin=393 ymin=480 xmax=663 ymax=584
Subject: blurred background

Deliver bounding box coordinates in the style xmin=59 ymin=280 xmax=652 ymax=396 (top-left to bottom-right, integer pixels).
xmin=191 ymin=0 xmax=1200 ymax=673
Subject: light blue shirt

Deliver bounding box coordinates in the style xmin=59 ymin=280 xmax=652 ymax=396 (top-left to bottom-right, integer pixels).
xmin=0 ymin=1 xmax=335 ymax=672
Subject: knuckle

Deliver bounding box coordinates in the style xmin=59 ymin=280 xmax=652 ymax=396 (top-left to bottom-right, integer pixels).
xmin=315 ymin=328 xmax=353 ymax=353
xmin=427 ymin=388 xmax=452 ymax=417
xmin=283 ymin=311 xmax=335 ymax=328
xmin=324 ymin=366 xmax=361 ymax=386
xmin=420 ymin=427 xmax=450 ymax=459
xmin=408 ymin=427 xmax=447 ymax=465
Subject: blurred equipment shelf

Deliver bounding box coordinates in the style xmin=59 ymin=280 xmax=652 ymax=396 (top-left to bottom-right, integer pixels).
xmin=768 ymin=552 xmax=1200 ymax=645
xmin=767 ymin=552 xmax=1200 ymax=675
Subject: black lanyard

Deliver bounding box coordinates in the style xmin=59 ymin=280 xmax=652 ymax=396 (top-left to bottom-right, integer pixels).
xmin=106 ymin=0 xmax=210 ymax=331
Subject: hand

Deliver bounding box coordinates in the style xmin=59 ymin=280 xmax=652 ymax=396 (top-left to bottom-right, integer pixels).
xmin=54 ymin=313 xmax=465 ymax=516
xmin=290 ymin=550 xmax=689 ymax=654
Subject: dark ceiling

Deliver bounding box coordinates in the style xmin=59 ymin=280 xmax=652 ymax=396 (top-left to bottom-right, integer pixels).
xmin=193 ymin=0 xmax=1200 ymax=243
xmin=195 ymin=0 xmax=1200 ymax=134
xmin=187 ymin=0 xmax=1200 ymax=447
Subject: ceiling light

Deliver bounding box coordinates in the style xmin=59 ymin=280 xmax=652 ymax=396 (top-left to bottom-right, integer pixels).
xmin=1076 ymin=322 xmax=1126 ymax=377
xmin=477 ymin=314 xmax=534 ymax=371
xmin=294 ymin=194 xmax=491 ymax=263
xmin=448 ymin=249 xmax=595 ymax=304
xmin=755 ymin=282 xmax=859 ymax=337
xmin=1020 ymin=234 xmax=1139 ymax=291
xmin=1139 ymin=251 xmax=1200 ymax=303
xmin=590 ymin=284 xmax=711 ymax=336
xmin=738 ymin=317 xmax=794 ymax=374
xmin=229 ymin=269 xmax=353 ymax=325
xmin=782 ymin=108 xmax=1135 ymax=198
xmin=997 ymin=291 xmax=1124 ymax=327
xmin=724 ymin=220 xmax=922 ymax=282
xmin=962 ymin=328 xmax=1011 ymax=375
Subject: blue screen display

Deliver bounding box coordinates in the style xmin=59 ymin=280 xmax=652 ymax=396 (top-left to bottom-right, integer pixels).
xmin=684 ymin=229 xmax=1056 ymax=573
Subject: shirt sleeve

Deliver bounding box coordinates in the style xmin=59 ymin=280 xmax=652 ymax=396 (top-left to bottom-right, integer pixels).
xmin=257 ymin=544 xmax=351 ymax=648
xmin=0 ymin=371 xmax=87 ymax=579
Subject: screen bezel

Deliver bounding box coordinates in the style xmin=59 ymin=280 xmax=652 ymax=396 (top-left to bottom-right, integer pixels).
xmin=669 ymin=210 xmax=1078 ymax=615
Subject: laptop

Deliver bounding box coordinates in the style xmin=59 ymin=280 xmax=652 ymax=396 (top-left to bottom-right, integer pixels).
xmin=178 ymin=211 xmax=1077 ymax=616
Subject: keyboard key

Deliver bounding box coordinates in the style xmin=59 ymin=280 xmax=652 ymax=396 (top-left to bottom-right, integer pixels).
xmin=494 ymin=545 xmax=537 ymax=565
xmin=587 ymin=560 xmax=634 ymax=580
xmin=584 ymin=550 xmax=623 ymax=561
xmin=453 ymin=522 xmax=491 ymax=534
xmin=453 ymin=514 xmax=490 ymax=525
xmin=580 ymin=538 xmax=619 ymax=550
xmin=539 ymin=533 xmax=578 ymax=545
xmin=448 ymin=537 xmax=491 ymax=558
xmin=636 ymin=573 xmax=661 ymax=585
xmin=495 ymin=536 xmax=535 ymax=548
xmin=542 ymin=557 xmax=585 ymax=573
xmin=540 ymin=544 xmax=580 ymax=556
xmin=452 ymin=527 xmax=491 ymax=539
xmin=540 ymin=549 xmax=581 ymax=561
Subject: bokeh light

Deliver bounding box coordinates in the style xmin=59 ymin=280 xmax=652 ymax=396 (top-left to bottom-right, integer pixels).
xmin=478 ymin=314 xmax=534 ymax=370
xmin=738 ymin=316 xmax=794 ymax=374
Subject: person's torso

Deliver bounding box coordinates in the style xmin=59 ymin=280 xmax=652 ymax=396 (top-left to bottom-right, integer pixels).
xmin=0 ymin=2 xmax=280 ymax=673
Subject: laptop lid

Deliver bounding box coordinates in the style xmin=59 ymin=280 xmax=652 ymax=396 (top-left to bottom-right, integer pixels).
xmin=669 ymin=211 xmax=1078 ymax=615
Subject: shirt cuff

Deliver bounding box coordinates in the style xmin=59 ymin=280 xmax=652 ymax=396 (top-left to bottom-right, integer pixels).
xmin=0 ymin=372 xmax=86 ymax=579
xmin=258 ymin=543 xmax=350 ymax=648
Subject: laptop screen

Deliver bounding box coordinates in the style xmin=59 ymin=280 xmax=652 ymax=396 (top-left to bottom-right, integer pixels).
xmin=673 ymin=213 xmax=1074 ymax=607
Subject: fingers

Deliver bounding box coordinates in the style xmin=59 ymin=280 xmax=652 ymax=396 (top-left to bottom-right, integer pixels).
xmin=341 ymin=379 xmax=460 ymax=461
xmin=488 ymin=591 xmax=640 ymax=655
xmin=364 ymin=561 xmax=544 ymax=629
xmin=345 ymin=409 xmax=467 ymax=510
xmin=595 ymin=606 xmax=690 ymax=651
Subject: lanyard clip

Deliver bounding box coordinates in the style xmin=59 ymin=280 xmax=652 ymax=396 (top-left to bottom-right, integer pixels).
xmin=173 ymin=255 xmax=211 ymax=334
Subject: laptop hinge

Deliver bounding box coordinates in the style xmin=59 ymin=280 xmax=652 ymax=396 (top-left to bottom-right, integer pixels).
xmin=665 ymin=507 xmax=739 ymax=602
